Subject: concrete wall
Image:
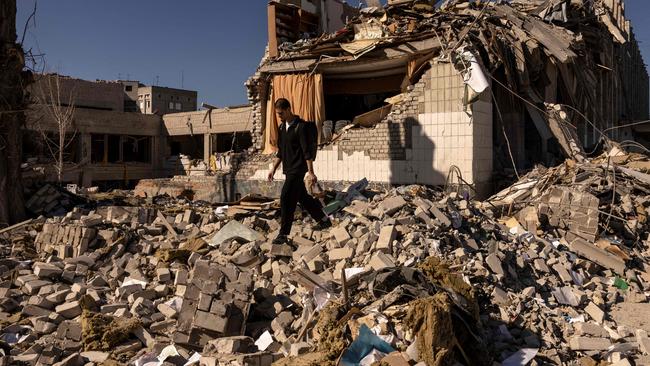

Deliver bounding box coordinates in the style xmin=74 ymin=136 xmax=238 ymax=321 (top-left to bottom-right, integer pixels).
xmin=242 ymin=62 xmax=493 ymax=194
xmin=31 ymin=75 xmax=124 ymax=112
xmin=120 ymin=80 xmax=140 ymax=112
xmin=162 ymin=106 xmax=252 ymax=136
xmin=138 ymin=86 xmax=198 ymax=115
xmin=323 ymin=0 xmax=359 ymax=33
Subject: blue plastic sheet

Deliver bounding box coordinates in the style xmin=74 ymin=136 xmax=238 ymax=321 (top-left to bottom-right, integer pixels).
xmin=340 ymin=324 xmax=395 ymax=366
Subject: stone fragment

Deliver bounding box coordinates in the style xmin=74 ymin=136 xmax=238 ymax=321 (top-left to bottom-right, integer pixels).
xmin=429 ymin=207 xmax=451 ymax=227
xmin=80 ymin=352 xmax=109 ymax=363
xmin=533 ymin=258 xmax=549 ymax=272
xmin=270 ymin=244 xmax=293 ymax=257
xmin=290 ymin=342 xmax=311 ymax=356
xmin=569 ymin=238 xmax=625 ymax=274
xmin=379 ymin=196 xmax=407 ymax=216
xmin=585 ymin=302 xmax=605 ymax=323
xmin=193 ymin=311 xmax=227 ymax=333
xmin=637 ymin=329 xmax=650 ymax=355
xmin=552 ymin=263 xmax=573 ymax=283
xmin=133 ymin=326 xmax=156 ymax=348
xmin=574 ymin=322 xmax=608 ymax=337
xmin=55 ymin=301 xmax=81 ymax=319
xmin=552 ymin=287 xmax=579 ymax=307
xmin=329 ymin=247 xmax=354 ymax=261
xmin=368 ymin=252 xmax=395 ymax=270
xmin=34 ymin=262 xmax=63 ymax=279
xmin=569 ymin=336 xmax=612 ymax=351
xmin=492 ymin=287 xmax=509 ymax=305
xmin=376 ymin=225 xmax=396 ymax=254
xmin=204 ymin=336 xmax=255 ymax=354
xmin=156 ymin=268 xmax=171 ymax=282
xmin=330 ymin=226 xmax=351 ymax=244
xmin=486 ymin=253 xmax=504 ymax=276
xmin=208 ymin=221 xmax=263 ymax=246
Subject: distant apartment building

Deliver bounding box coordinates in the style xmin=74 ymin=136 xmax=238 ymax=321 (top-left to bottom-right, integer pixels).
xmin=137 ymin=86 xmax=198 ymax=115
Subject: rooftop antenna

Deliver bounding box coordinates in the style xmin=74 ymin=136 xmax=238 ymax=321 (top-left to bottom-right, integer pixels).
xmin=118 ymin=73 xmax=122 ymax=80
xmin=127 ymin=73 xmax=130 ymax=80
xmin=155 ymin=75 xmax=159 ymax=86
xmin=181 ymin=70 xmax=184 ymax=88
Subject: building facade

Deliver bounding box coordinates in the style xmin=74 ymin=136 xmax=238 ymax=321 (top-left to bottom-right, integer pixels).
xmin=137 ymin=86 xmax=198 ymax=115
xmin=119 ymin=80 xmax=140 ymax=112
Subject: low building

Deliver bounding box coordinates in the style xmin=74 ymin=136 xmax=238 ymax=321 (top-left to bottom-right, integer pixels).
xmin=24 ymin=74 xmax=249 ymax=188
xmin=25 ymin=105 xmax=164 ymax=187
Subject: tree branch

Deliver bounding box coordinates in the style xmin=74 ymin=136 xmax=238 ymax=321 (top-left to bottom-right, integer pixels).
xmin=20 ymin=1 xmax=37 ymax=46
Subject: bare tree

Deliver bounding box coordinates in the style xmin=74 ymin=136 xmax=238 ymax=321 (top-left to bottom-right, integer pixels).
xmin=33 ymin=74 xmax=77 ymax=182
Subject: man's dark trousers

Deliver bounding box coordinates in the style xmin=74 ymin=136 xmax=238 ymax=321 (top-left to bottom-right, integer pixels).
xmin=279 ymin=173 xmax=326 ymax=236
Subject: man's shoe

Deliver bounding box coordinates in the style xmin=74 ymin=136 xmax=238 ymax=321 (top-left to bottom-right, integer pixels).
xmin=312 ymin=219 xmax=332 ymax=231
xmin=272 ymin=235 xmax=289 ymax=244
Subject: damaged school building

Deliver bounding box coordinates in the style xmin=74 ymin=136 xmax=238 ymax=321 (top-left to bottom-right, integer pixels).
xmin=6 ymin=1 xmax=650 ymax=365
xmin=22 ymin=75 xmax=252 ymax=189
xmin=234 ymin=0 xmax=649 ymax=199
xmin=23 ymin=0 xmax=649 ymax=200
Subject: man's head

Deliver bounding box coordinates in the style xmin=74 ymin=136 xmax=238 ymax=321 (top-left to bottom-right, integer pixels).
xmin=275 ymin=98 xmax=293 ymax=122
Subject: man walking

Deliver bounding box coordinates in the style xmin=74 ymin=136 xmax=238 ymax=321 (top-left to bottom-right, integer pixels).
xmin=268 ymin=98 xmax=331 ymax=244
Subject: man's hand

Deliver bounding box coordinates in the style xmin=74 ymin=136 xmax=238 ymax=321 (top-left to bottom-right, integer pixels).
xmin=306 ymin=172 xmax=317 ymax=184
xmin=268 ymin=170 xmax=275 ymax=182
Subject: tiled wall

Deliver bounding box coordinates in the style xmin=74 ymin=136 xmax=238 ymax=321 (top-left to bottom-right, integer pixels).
xmin=247 ymin=62 xmax=493 ymax=192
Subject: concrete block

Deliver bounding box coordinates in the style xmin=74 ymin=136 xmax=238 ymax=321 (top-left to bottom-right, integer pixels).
xmin=569 ymin=336 xmax=612 ymax=351
xmin=585 ymin=302 xmax=605 ymax=323
xmin=329 ymin=247 xmax=354 ymax=261
xmin=330 ymin=226 xmax=351 ymax=244
xmin=55 ymin=301 xmax=82 ymax=319
xmin=193 ymin=311 xmax=227 ymax=333
xmin=376 ymin=225 xmax=396 ymax=254
xmin=34 ymin=263 xmax=63 ymax=279
xmin=369 ymin=252 xmax=395 ymax=271
xmin=378 ymin=196 xmax=407 ymax=216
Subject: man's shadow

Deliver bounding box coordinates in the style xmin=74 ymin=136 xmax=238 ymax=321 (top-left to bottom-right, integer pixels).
xmin=389 ymin=116 xmax=445 ymax=186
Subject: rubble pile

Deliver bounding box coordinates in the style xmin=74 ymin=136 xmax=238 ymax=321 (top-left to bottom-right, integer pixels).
xmin=0 ymin=151 xmax=649 ymax=365
xmin=25 ymin=184 xmax=85 ymax=217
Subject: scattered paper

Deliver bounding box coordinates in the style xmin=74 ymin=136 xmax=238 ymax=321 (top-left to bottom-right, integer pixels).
xmin=255 ymin=330 xmax=274 ymax=351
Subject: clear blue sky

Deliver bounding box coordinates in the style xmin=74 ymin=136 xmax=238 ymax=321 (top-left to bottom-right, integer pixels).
xmin=16 ymin=0 xmax=650 ymax=108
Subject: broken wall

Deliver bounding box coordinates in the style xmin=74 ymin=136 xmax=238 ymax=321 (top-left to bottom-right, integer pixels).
xmin=243 ymin=63 xmax=493 ymax=194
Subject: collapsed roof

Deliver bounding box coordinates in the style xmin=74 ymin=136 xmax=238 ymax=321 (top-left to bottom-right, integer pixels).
xmin=260 ymin=0 xmax=648 ymax=153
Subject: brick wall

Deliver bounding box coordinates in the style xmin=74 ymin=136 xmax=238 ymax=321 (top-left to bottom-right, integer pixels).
xmin=245 ymin=62 xmax=493 ymax=193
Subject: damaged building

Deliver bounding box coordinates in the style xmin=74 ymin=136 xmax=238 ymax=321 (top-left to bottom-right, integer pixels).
xmin=233 ymin=0 xmax=649 ymax=197
xmin=5 ymin=1 xmax=650 ymax=365
xmin=22 ymin=0 xmax=650 ymax=201
xmin=23 ymin=75 xmax=248 ymax=188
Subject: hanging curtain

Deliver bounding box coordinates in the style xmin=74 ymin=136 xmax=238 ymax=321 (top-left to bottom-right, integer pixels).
xmin=263 ymin=73 xmax=325 ymax=154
